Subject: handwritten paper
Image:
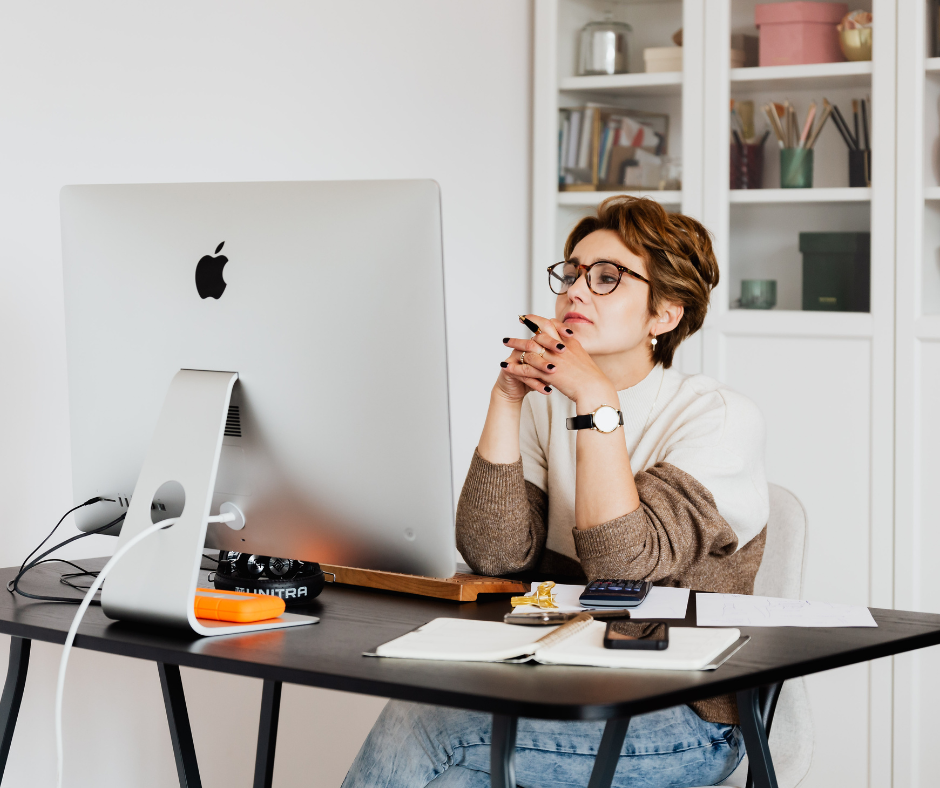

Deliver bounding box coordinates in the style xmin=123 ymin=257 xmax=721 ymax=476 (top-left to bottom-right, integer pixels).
xmin=506 ymin=583 xmax=690 ymax=620
xmin=696 ymin=593 xmax=877 ymax=628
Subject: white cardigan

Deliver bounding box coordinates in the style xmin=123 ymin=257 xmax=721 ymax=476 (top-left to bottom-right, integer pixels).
xmin=519 ymin=364 xmax=770 ymax=563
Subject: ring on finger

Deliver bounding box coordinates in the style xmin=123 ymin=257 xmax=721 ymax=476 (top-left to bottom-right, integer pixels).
xmin=519 ymin=351 xmax=527 ymax=365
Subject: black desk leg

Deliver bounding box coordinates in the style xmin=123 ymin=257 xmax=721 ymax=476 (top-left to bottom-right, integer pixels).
xmin=158 ymin=663 xmax=202 ymax=788
xmin=0 ymin=637 xmax=30 ymax=784
xmin=737 ymin=686 xmax=779 ymax=788
xmin=587 ymin=717 xmax=631 ymax=788
xmin=491 ymin=714 xmax=518 ymax=788
xmin=253 ymin=680 xmax=282 ymax=788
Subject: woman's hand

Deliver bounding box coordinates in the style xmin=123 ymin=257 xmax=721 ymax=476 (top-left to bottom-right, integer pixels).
xmin=493 ymin=315 xmax=562 ymax=402
xmin=500 ymin=315 xmax=615 ymax=406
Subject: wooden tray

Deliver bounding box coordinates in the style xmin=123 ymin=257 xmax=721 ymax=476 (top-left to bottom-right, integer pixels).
xmin=320 ymin=564 xmax=528 ymax=602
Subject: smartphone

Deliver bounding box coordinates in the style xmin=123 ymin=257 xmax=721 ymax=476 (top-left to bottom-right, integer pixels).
xmin=603 ymin=620 xmax=669 ymax=650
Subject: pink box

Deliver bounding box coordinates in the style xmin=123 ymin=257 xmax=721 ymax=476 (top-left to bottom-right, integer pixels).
xmin=755 ymin=2 xmax=847 ymax=67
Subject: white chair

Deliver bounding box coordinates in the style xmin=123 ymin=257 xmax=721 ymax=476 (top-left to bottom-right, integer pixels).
xmin=712 ymin=483 xmax=816 ymax=788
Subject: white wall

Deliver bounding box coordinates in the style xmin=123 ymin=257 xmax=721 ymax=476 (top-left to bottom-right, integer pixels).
xmin=0 ymin=2 xmax=533 ymax=786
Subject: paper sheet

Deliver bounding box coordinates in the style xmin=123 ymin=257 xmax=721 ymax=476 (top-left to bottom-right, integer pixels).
xmin=506 ymin=583 xmax=690 ymax=620
xmin=696 ymin=593 xmax=878 ymax=628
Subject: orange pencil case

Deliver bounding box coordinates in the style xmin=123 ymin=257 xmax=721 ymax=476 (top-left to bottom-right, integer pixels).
xmin=193 ymin=587 xmax=286 ymax=623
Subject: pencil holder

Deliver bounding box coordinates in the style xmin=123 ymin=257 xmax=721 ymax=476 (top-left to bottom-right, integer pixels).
xmin=849 ymin=149 xmax=871 ymax=187
xmin=780 ymin=148 xmax=813 ymax=188
xmin=730 ymin=144 xmax=764 ymax=189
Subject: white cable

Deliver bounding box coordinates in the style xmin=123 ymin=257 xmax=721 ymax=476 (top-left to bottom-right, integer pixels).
xmin=55 ymin=511 xmax=234 ymax=788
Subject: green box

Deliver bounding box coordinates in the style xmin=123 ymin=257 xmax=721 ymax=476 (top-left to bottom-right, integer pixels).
xmin=799 ymin=232 xmax=870 ymax=312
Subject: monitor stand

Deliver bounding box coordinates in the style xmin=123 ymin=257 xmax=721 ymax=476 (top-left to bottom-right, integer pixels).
xmin=100 ymin=369 xmax=317 ymax=636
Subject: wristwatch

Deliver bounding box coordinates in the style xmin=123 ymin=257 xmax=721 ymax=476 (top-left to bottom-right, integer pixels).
xmin=566 ymin=404 xmax=624 ymax=434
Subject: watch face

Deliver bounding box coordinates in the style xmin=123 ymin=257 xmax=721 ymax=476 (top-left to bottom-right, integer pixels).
xmin=593 ymin=406 xmax=620 ymax=433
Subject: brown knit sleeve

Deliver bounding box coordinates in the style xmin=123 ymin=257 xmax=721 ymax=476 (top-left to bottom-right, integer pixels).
xmin=455 ymin=448 xmax=548 ymax=576
xmin=572 ymin=462 xmax=756 ymax=591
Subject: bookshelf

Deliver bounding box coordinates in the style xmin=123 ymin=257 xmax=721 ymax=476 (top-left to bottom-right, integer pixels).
xmin=532 ymin=2 xmax=896 ymax=786
xmin=559 ymin=70 xmax=683 ymax=95
xmin=894 ymin=4 xmax=940 ymax=788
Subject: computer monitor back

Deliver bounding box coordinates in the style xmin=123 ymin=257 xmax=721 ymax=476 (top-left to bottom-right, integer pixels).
xmin=60 ymin=179 xmax=456 ymax=578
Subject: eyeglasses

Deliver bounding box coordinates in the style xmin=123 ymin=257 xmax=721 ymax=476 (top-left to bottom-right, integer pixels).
xmin=547 ymin=260 xmax=650 ymax=296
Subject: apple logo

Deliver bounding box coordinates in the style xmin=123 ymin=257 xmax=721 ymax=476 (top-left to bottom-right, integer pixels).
xmin=195 ymin=241 xmax=229 ymax=299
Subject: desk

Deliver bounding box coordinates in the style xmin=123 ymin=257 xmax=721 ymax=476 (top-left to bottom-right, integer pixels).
xmin=2 ymin=560 xmax=940 ymax=788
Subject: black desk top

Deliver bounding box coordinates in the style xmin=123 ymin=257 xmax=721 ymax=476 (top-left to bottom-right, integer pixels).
xmin=4 ymin=559 xmax=940 ymax=721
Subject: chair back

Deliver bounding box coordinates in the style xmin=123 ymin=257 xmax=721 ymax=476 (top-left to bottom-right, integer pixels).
xmin=753 ymin=483 xmax=809 ymax=599
xmin=718 ymin=483 xmax=815 ymax=788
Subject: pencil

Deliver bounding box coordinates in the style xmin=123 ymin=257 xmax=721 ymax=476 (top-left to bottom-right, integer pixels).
xmin=764 ymin=105 xmax=785 ymax=147
xmin=806 ymin=101 xmax=833 ymax=150
xmin=799 ymin=102 xmax=817 ymax=148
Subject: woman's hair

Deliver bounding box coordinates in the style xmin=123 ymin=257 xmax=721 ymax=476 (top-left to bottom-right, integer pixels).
xmin=563 ymin=195 xmax=719 ymax=368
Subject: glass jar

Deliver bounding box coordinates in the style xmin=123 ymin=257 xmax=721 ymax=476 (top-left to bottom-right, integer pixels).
xmin=578 ymin=13 xmax=632 ymax=76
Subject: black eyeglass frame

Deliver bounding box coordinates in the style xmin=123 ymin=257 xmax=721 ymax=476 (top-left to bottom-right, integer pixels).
xmin=547 ymin=260 xmax=651 ymax=296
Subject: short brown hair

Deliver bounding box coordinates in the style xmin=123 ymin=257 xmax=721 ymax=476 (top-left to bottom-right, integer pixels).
xmin=563 ymin=195 xmax=719 ymax=368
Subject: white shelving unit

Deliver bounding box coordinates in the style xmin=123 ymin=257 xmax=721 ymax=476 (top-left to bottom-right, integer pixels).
xmin=894 ymin=4 xmax=940 ymax=788
xmin=532 ymin=2 xmax=898 ymax=787
xmin=730 ymin=59 xmax=872 ymax=90
xmin=559 ymin=70 xmax=682 ymax=95
xmin=556 ymin=189 xmax=682 ymax=206
xmin=728 ymin=186 xmax=871 ymax=203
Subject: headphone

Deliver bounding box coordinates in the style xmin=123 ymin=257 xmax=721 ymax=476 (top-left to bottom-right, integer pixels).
xmin=213 ymin=551 xmax=327 ymax=605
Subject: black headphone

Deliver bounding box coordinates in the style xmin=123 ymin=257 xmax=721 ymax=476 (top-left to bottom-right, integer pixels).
xmin=213 ymin=551 xmax=327 ymax=605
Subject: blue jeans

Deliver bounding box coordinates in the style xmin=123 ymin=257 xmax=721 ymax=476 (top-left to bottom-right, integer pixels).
xmin=342 ymin=701 xmax=744 ymax=788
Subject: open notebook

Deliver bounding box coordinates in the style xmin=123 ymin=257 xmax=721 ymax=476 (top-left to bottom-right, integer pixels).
xmin=372 ymin=615 xmax=745 ymax=671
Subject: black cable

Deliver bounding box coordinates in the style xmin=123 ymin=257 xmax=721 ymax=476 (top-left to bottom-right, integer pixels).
xmin=59 ymin=564 xmax=100 ymax=592
xmin=17 ymin=496 xmax=109 ymax=578
xmin=7 ymin=514 xmax=125 ymax=604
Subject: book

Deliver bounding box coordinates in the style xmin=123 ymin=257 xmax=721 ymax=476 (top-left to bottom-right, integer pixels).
xmin=566 ymin=110 xmax=582 ymax=171
xmin=373 ymin=615 xmax=743 ymax=671
xmin=577 ymin=107 xmax=595 ymax=169
xmin=559 ymin=113 xmax=570 ymax=185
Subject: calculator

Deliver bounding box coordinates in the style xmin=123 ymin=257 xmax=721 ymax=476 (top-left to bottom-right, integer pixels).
xmin=579 ymin=579 xmax=652 ymax=608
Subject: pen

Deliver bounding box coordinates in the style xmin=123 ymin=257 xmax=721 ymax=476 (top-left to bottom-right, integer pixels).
xmin=860 ymin=98 xmax=870 ymax=150
xmin=831 ymin=103 xmax=857 ymax=150
xmin=519 ymin=315 xmax=541 ymax=334
xmin=852 ymin=99 xmax=860 ymax=150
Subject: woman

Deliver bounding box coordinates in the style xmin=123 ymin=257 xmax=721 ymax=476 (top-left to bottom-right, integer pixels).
xmin=342 ymin=196 xmax=769 ymax=788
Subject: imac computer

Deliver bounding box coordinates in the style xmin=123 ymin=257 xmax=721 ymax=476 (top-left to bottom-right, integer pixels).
xmin=60 ymin=179 xmax=456 ymax=635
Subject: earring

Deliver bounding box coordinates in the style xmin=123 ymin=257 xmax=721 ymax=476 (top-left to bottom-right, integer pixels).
xmin=650 ymin=337 xmax=658 ymax=347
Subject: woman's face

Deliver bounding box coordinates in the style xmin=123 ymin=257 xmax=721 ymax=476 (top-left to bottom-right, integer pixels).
xmin=555 ymin=229 xmax=664 ymax=357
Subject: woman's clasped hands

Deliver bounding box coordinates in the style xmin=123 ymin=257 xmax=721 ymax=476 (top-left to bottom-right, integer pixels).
xmin=496 ymin=314 xmax=610 ymax=404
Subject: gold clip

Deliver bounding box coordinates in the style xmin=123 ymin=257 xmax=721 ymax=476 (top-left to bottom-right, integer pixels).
xmin=509 ymin=581 xmax=558 ymax=609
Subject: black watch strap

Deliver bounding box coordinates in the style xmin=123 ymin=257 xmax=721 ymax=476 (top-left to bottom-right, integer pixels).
xmin=566 ymin=413 xmax=596 ymax=430
xmin=566 ymin=410 xmax=624 ymax=431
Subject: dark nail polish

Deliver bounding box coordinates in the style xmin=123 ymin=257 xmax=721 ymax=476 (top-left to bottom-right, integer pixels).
xmin=500 ymin=361 xmax=508 ymax=368
xmin=547 ymin=364 xmax=555 ymax=370
xmin=544 ymin=386 xmax=552 ymax=393
xmin=502 ymin=337 xmax=510 ymax=344
xmin=565 ymin=328 xmax=573 ymax=335
xmin=556 ymin=343 xmax=565 ymax=350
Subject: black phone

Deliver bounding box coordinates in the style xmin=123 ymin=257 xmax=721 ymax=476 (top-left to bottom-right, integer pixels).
xmin=603 ymin=620 xmax=669 ymax=650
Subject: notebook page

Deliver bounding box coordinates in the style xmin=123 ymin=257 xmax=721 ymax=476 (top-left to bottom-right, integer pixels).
xmin=534 ymin=621 xmax=742 ymax=671
xmin=696 ymin=594 xmax=878 ymax=627
xmin=374 ymin=618 xmax=557 ymax=662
